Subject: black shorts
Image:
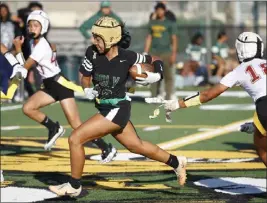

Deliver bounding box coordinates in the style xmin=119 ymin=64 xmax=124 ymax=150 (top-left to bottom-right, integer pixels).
xmin=255 ymin=95 xmax=267 ymax=134
xmin=97 ymin=100 xmax=131 ymax=129
xmin=41 ymin=75 xmax=74 ymax=101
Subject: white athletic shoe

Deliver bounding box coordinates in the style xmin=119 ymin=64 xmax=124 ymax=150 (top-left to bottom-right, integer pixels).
xmin=173 ymin=156 xmax=187 ymax=186
xmin=44 ymin=122 xmax=65 ymax=151
xmin=49 ymin=182 xmax=82 ymax=197
xmin=238 ymin=122 xmax=255 ymax=134
xmin=99 ymin=144 xmax=117 ymax=164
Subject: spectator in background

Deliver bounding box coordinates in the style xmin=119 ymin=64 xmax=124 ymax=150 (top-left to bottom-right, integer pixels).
xmin=144 ymin=2 xmax=177 ymax=100
xmin=0 ymin=3 xmax=21 ymax=94
xmin=150 ymin=1 xmax=176 ymax=22
xmin=210 ymin=31 xmax=231 ymax=84
xmin=79 ymin=1 xmax=122 ymax=42
xmin=180 ymin=32 xmax=208 ymax=87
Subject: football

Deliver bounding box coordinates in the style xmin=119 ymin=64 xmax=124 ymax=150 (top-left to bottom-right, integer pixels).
xmin=129 ymin=63 xmax=154 ymax=79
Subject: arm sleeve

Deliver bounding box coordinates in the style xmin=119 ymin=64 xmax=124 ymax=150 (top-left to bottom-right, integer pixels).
xmin=29 ymin=42 xmax=45 ymax=63
xmin=126 ymin=50 xmax=151 ymax=66
xmin=220 ymin=70 xmax=239 ymax=88
xmin=79 ymin=47 xmax=93 ymax=76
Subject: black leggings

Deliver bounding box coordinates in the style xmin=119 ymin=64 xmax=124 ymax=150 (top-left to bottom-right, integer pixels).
xmin=256 ymin=95 xmax=267 ymax=131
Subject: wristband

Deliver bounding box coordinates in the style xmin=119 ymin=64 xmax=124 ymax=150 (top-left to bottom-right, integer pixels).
xmin=4 ymin=52 xmax=19 ymax=67
xmin=183 ymin=92 xmax=202 ymax=107
xmin=152 ymin=60 xmax=164 ymax=80
xmin=15 ymin=52 xmax=25 ymax=65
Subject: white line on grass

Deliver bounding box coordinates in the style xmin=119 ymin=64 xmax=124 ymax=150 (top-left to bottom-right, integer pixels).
xmin=1 ymin=105 xmax=22 ymax=111
xmin=200 ymin=104 xmax=255 ymax=111
xmin=75 ymin=90 xmax=250 ymax=99
xmin=158 ymin=118 xmax=253 ymax=150
xmin=1 ymin=126 xmax=20 ymax=131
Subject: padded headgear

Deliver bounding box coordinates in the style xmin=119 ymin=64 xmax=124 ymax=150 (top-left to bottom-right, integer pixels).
xmin=235 ymin=32 xmax=264 ymax=63
xmin=91 ymin=16 xmax=122 ymax=49
xmin=27 ymin=10 xmax=49 ymax=35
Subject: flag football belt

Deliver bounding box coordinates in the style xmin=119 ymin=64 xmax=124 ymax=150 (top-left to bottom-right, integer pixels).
xmin=54 ymin=75 xmax=84 ymax=93
xmin=96 ymin=95 xmax=131 ymax=105
xmin=53 ymin=75 xmax=135 ymax=99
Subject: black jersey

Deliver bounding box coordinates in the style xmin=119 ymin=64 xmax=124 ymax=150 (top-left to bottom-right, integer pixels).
xmin=79 ymin=46 xmax=150 ymax=100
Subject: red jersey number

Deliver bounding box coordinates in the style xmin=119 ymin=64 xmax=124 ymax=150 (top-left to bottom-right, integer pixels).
xmin=245 ymin=63 xmax=266 ymax=83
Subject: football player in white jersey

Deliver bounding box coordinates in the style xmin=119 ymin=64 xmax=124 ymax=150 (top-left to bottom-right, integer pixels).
xmin=146 ymin=32 xmax=267 ymax=166
xmin=0 ymin=10 xmax=117 ymax=163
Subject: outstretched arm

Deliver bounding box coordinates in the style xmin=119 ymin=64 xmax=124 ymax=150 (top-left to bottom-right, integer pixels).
xmin=146 ymin=67 xmax=239 ymax=112
xmin=178 ymin=83 xmax=229 ymax=109
xmin=145 ymin=83 xmax=229 ymax=112
xmin=176 ymin=68 xmax=240 ymax=110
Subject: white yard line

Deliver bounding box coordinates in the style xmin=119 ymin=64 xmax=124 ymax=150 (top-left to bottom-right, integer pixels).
xmin=1 ymin=105 xmax=22 ymax=111
xmin=1 ymin=126 xmax=21 ymax=131
xmin=158 ymin=118 xmax=253 ymax=150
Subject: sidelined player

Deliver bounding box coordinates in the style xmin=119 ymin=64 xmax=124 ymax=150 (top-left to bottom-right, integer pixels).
xmin=48 ymin=16 xmax=187 ymax=197
xmin=0 ymin=10 xmax=116 ymax=163
xmin=148 ymin=32 xmax=267 ymax=166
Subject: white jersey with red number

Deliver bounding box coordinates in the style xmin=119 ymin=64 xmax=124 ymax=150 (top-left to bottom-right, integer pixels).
xmin=30 ymin=37 xmax=61 ymax=79
xmin=220 ymin=58 xmax=266 ymax=102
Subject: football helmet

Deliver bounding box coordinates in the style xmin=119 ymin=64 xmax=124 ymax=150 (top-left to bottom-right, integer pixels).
xmin=91 ymin=16 xmax=122 ymax=49
xmin=27 ymin=10 xmax=49 ymax=36
xmin=235 ymin=32 xmax=264 ymax=63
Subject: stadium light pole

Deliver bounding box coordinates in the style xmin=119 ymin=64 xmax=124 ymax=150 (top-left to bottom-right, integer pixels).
xmin=205 ymin=2 xmax=212 ymax=65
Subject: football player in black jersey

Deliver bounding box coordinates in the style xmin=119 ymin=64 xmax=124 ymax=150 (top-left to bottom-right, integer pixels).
xmin=49 ymin=17 xmax=187 ymax=197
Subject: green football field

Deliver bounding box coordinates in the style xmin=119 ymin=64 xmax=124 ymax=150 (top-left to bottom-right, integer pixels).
xmin=1 ymin=90 xmax=266 ymax=203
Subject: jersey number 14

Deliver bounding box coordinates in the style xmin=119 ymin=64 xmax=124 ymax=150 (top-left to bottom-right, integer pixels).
xmin=245 ymin=63 xmax=267 ymax=83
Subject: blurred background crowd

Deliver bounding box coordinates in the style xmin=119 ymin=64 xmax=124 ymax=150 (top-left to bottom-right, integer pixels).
xmin=1 ymin=1 xmax=266 ymax=102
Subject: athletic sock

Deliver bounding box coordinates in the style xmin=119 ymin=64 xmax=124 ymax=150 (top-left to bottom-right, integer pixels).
xmin=166 ymin=154 xmax=179 ymax=169
xmin=40 ymin=116 xmax=57 ymax=131
xmin=92 ymin=139 xmax=109 ymax=151
xmin=69 ymin=177 xmax=81 ymax=189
